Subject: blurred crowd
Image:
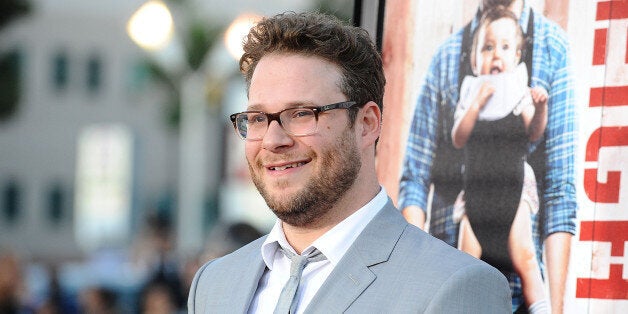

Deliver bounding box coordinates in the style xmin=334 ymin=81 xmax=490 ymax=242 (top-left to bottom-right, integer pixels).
xmin=0 ymin=216 xmax=263 ymax=314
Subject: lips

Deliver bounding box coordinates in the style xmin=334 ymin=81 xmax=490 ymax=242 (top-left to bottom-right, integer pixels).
xmin=269 ymin=161 xmax=307 ymax=171
xmin=490 ymin=66 xmax=502 ymax=74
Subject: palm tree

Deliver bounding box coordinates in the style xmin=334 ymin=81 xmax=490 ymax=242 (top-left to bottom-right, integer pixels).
xmin=142 ymin=1 xmax=223 ymax=129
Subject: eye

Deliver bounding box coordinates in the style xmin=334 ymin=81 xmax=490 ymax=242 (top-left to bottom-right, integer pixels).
xmin=483 ymin=44 xmax=494 ymax=52
xmin=248 ymin=113 xmax=267 ymax=124
xmin=502 ymin=43 xmax=510 ymax=50
xmin=290 ymin=109 xmax=315 ymax=120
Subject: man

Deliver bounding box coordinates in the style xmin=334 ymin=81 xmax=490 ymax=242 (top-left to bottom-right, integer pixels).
xmin=398 ymin=0 xmax=577 ymax=312
xmin=188 ymin=11 xmax=510 ymax=313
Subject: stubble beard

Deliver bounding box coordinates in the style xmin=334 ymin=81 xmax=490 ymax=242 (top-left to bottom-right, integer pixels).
xmin=249 ymin=128 xmax=361 ymax=227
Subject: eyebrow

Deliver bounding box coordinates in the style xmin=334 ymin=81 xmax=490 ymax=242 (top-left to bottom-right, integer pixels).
xmin=246 ymin=101 xmax=318 ymax=111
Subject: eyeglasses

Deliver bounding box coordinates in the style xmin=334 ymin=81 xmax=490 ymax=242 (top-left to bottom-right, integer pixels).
xmin=229 ymin=101 xmax=359 ymax=141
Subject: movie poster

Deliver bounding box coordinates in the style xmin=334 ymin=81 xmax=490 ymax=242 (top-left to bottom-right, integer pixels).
xmin=376 ymin=0 xmax=627 ymax=312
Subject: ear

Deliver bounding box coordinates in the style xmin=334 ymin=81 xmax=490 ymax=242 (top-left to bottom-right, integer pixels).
xmin=357 ymin=101 xmax=382 ymax=148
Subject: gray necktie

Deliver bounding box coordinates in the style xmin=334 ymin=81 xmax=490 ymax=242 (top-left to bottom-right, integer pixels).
xmin=274 ymin=246 xmax=326 ymax=314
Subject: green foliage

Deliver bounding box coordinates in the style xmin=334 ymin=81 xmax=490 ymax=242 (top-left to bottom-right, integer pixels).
xmin=0 ymin=50 xmax=21 ymax=122
xmin=0 ymin=1 xmax=30 ymax=122
xmin=185 ymin=21 xmax=222 ymax=71
xmin=0 ymin=0 xmax=31 ymax=30
xmin=141 ymin=14 xmax=224 ymax=130
xmin=141 ymin=58 xmax=181 ymax=130
xmin=314 ymin=0 xmax=353 ymax=22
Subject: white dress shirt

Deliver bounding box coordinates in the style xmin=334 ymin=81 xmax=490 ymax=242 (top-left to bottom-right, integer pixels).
xmin=247 ymin=187 xmax=388 ymax=314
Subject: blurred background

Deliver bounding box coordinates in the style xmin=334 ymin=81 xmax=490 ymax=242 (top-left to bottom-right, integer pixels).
xmin=0 ymin=0 xmax=353 ymax=312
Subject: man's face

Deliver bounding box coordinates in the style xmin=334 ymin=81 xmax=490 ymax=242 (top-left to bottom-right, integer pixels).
xmin=244 ymin=53 xmax=361 ymax=227
xmin=475 ymin=18 xmax=521 ymax=75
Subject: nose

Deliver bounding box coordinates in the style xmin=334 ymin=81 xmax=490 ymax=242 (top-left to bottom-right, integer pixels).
xmin=493 ymin=47 xmax=503 ymax=59
xmin=261 ymin=120 xmax=294 ymax=151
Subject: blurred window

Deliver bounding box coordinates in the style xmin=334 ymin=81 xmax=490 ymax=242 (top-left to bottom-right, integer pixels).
xmin=47 ymin=182 xmax=66 ymax=224
xmin=52 ymin=51 xmax=69 ymax=91
xmin=3 ymin=180 xmax=21 ymax=223
xmin=87 ymin=55 xmax=103 ymax=93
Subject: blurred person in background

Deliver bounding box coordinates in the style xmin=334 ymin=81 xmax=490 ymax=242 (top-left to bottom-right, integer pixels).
xmin=201 ymin=221 xmax=263 ymax=261
xmin=0 ymin=250 xmax=34 ymax=314
xmin=77 ymin=286 xmax=117 ymax=314
xmin=136 ymin=212 xmax=186 ymax=312
xmin=139 ymin=282 xmax=179 ymax=314
xmin=36 ymin=264 xmax=77 ymax=314
xmin=179 ymin=221 xmax=263 ymax=299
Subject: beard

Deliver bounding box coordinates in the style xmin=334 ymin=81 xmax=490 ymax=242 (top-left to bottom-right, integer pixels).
xmin=249 ymin=128 xmax=361 ymax=227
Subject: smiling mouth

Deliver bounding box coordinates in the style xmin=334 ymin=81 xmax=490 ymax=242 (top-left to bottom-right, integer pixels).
xmin=269 ymin=162 xmax=307 ymax=171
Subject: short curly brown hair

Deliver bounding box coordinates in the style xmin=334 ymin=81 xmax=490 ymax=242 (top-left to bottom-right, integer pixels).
xmin=239 ymin=11 xmax=385 ymax=122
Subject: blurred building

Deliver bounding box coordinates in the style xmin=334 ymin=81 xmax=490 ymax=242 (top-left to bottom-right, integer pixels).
xmin=0 ymin=0 xmax=352 ymax=261
xmin=0 ymin=0 xmax=180 ymax=260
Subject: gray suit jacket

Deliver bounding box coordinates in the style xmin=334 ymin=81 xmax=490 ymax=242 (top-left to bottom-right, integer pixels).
xmin=188 ymin=200 xmax=511 ymax=313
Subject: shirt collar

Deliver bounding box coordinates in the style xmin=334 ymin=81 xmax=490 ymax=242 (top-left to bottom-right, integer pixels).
xmin=260 ymin=187 xmax=388 ymax=269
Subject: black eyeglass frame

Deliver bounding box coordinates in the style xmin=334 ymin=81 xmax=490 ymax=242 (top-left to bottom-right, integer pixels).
xmin=229 ymin=101 xmax=360 ymax=140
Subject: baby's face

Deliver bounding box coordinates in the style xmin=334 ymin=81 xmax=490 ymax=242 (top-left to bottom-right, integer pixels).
xmin=475 ymin=18 xmax=521 ymax=75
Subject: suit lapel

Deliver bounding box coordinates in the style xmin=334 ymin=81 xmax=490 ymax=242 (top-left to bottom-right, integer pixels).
xmin=305 ymin=200 xmax=406 ymax=313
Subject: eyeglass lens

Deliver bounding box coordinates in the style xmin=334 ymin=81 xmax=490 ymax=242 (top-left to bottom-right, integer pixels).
xmin=236 ymin=108 xmax=318 ymax=140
